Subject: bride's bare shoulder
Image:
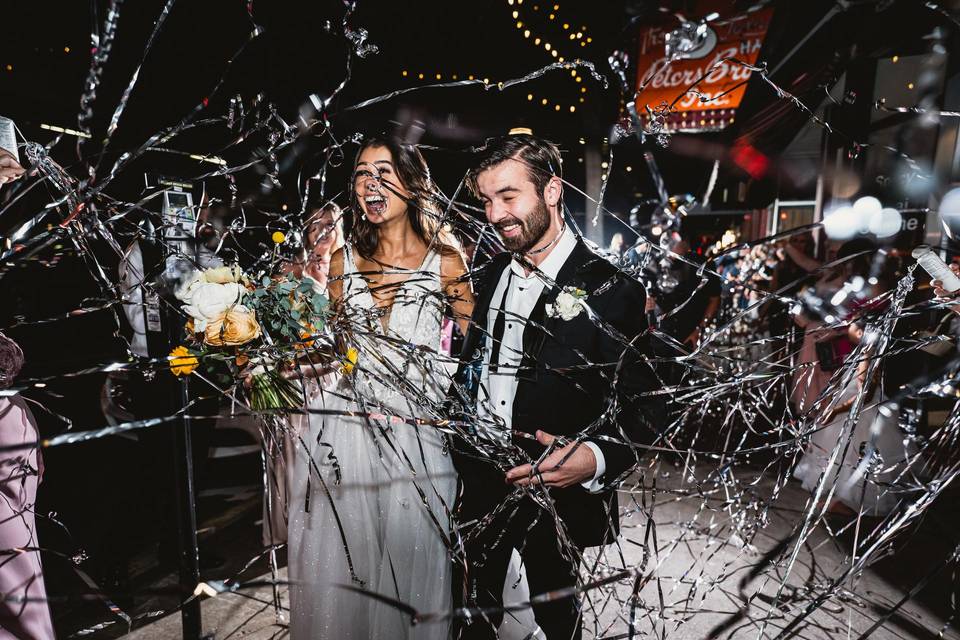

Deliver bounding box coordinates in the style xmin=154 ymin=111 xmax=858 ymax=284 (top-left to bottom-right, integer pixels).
xmin=438 ymin=243 xmax=468 ymax=278
xmin=329 ymin=247 xmax=346 ymax=277
xmin=327 ymin=248 xmax=346 ymax=302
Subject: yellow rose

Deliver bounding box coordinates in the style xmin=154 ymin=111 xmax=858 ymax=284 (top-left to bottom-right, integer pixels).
xmin=169 ymin=346 xmax=199 ymax=377
xmin=340 ymin=346 xmax=359 ymax=375
xmin=203 ymin=265 xmax=243 ymax=284
xmin=204 ymin=309 xmax=261 ymax=346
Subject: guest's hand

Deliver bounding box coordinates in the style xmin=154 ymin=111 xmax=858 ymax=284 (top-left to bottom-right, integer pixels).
xmin=505 ymin=430 xmax=597 ymax=488
xmin=0 ymin=149 xmax=24 ymax=185
xmin=933 ymin=263 xmax=960 ymax=298
xmin=278 ymin=361 xmax=326 ymax=380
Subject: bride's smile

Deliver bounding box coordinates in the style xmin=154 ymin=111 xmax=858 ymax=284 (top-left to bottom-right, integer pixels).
xmin=353 ymin=145 xmax=412 ymax=226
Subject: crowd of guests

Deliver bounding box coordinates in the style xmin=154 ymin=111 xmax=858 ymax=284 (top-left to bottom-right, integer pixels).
xmin=611 ymin=222 xmax=959 ymax=518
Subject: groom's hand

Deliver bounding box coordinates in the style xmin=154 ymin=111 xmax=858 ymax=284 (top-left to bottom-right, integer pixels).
xmin=505 ymin=430 xmax=597 ymax=488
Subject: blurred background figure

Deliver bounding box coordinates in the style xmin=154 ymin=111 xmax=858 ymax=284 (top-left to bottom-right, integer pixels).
xmin=768 ymin=232 xmax=819 ymax=341
xmin=607 ymin=232 xmax=625 ymax=263
xmin=793 ymin=316 xmax=916 ymax=516
xmin=790 ymin=238 xmax=883 ymax=416
xmin=280 ymin=199 xmax=343 ymax=290
xmin=264 ymin=198 xmax=343 ymax=546
xmin=104 ymin=186 xmax=231 ymax=586
xmin=0 ymin=332 xmax=55 ymax=640
xmin=656 ymin=234 xmax=722 ymax=349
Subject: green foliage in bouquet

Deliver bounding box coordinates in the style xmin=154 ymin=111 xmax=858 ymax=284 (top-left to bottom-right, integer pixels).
xmin=172 ymin=266 xmax=331 ymax=413
xmin=245 ymin=273 xmax=329 ymax=346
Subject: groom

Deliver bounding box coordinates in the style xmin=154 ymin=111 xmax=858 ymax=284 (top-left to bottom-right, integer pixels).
xmin=451 ymin=134 xmax=665 ymax=639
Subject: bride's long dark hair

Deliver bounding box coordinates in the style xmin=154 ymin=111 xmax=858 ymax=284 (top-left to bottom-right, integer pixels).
xmin=347 ymin=136 xmax=442 ymax=260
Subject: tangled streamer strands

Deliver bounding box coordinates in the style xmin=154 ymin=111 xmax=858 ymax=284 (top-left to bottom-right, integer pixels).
xmin=3 ymin=2 xmax=960 ymax=639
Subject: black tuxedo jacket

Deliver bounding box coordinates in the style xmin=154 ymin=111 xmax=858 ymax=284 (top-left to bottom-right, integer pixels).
xmin=450 ymin=239 xmax=665 ymax=547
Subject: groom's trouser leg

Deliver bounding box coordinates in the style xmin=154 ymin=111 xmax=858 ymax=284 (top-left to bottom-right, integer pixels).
xmin=460 ymin=545 xmax=512 ymax=640
xmin=456 ymin=524 xmax=512 ymax=640
xmin=521 ymin=516 xmax=584 ymax=640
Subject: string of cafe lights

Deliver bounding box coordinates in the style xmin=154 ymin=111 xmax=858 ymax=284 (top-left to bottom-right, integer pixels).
xmin=6 ymin=45 xmax=73 ymax=72
xmin=507 ymin=0 xmax=591 ymax=113
xmin=397 ymin=66 xmax=585 ymax=113
xmin=400 ymin=70 xmax=477 ymax=82
xmin=396 ymin=0 xmax=591 ymax=115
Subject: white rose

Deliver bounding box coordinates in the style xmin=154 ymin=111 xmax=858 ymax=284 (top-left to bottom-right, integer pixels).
xmin=175 ymin=270 xmax=204 ymax=302
xmin=203 ymin=265 xmax=243 ymax=284
xmin=547 ymin=288 xmax=586 ymax=321
xmin=182 ymin=282 xmax=247 ymax=332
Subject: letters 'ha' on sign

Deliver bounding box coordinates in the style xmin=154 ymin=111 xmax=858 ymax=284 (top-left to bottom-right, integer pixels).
xmin=635 ymin=5 xmax=773 ymax=133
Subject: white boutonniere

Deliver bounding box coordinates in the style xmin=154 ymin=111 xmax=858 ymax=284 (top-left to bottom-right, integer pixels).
xmin=546 ymin=286 xmax=588 ymax=321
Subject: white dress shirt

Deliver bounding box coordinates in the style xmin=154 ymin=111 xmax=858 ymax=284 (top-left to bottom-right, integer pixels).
xmin=477 ymin=226 xmax=606 ymax=492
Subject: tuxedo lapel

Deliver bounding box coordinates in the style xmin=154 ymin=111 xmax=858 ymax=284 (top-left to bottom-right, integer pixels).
xmin=517 ymin=240 xmax=592 ymax=380
xmin=457 ymin=253 xmax=511 ymax=401
xmin=462 ymin=253 xmax=511 ymax=359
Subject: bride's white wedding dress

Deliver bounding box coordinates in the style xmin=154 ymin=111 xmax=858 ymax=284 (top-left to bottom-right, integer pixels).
xmin=287 ymin=245 xmax=458 ymax=639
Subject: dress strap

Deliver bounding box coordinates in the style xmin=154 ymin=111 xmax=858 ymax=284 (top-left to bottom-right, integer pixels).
xmin=425 ymin=244 xmax=443 ymax=279
xmin=342 ymin=244 xmax=356 ymax=295
xmin=431 ymin=245 xmax=442 ymax=274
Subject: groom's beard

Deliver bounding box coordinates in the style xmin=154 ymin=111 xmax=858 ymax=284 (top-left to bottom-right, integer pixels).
xmin=496 ymin=198 xmax=551 ymax=253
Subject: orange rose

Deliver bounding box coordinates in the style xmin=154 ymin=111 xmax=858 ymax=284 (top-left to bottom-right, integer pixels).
xmin=204 ymin=309 xmax=261 ymax=346
xmin=295 ymin=322 xmax=317 ymax=350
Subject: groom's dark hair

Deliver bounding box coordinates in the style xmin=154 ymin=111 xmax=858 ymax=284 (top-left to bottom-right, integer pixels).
xmin=467 ymin=134 xmax=563 ymax=204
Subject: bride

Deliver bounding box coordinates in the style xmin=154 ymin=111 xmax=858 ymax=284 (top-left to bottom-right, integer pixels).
xmin=287 ymin=136 xmax=474 ymax=639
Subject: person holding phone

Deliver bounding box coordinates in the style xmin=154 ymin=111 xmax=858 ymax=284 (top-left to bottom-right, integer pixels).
xmin=932 ymin=262 xmax=960 ymax=315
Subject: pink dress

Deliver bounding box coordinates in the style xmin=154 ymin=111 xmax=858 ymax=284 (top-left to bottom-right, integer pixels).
xmin=0 ymin=395 xmax=54 ymax=639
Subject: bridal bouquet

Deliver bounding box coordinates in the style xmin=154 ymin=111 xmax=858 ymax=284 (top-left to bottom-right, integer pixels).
xmin=169 ymin=265 xmax=330 ymax=412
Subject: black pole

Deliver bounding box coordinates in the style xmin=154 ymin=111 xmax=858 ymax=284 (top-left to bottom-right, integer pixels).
xmin=140 ymin=181 xmax=205 ymax=638
xmin=171 ymin=375 xmax=203 ymax=639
